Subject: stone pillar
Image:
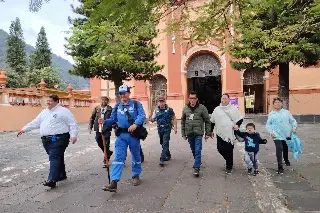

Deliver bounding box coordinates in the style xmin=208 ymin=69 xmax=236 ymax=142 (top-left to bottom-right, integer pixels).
xmin=67 ymin=83 xmax=75 ymax=108
xmin=0 ymin=71 xmax=9 ymax=105
xmin=39 ymin=79 xmax=47 ymax=107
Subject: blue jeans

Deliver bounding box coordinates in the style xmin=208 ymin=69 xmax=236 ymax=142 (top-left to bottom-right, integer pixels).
xmin=188 ymin=135 xmax=203 ymax=169
xmin=159 ymin=130 xmax=171 ymax=161
xmin=42 ymin=134 xmax=70 ymax=181
xmin=111 ymin=133 xmax=142 ymax=181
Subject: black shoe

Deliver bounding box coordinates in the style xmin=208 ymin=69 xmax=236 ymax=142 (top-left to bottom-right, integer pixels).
xmin=43 ymin=180 xmax=56 ymax=188
xmin=277 ymin=167 xmax=284 ymax=174
xmin=253 ymin=170 xmax=259 ymax=176
xmin=247 ymin=168 xmax=252 ymax=174
xmin=285 ymin=161 xmax=291 ymax=166
xmin=226 ymin=169 xmax=232 ymax=174
xmin=159 ymin=161 xmax=164 ymax=167
xmin=194 ymin=168 xmax=200 ymax=177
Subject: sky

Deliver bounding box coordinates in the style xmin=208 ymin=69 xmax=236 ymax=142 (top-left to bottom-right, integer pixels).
xmin=0 ymin=0 xmax=81 ymax=63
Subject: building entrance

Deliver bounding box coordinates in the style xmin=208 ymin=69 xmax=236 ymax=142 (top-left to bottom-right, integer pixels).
xmin=186 ymin=53 xmax=222 ymax=114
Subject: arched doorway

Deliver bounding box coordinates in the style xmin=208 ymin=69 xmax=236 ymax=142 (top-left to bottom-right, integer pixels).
xmin=186 ymin=52 xmax=222 ymax=114
xmin=243 ymin=68 xmax=265 ymax=114
xmin=150 ymin=74 xmax=167 ymax=111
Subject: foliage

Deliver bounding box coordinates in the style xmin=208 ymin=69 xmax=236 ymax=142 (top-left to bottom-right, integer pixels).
xmin=66 ymin=1 xmax=163 ymax=98
xmin=5 ymin=69 xmax=28 ymax=88
xmin=25 ymin=66 xmax=61 ymax=88
xmin=29 ymin=26 xmax=52 ymax=70
xmin=5 ymin=17 xmax=27 ymax=73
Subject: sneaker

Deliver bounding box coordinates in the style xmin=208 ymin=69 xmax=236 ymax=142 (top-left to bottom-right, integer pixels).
xmin=247 ymin=168 xmax=252 ymax=174
xmin=226 ymin=169 xmax=232 ymax=174
xmin=102 ymin=181 xmax=117 ymax=192
xmin=194 ymin=168 xmax=200 ymax=177
xmin=133 ymin=176 xmax=141 ymax=186
xmin=253 ymin=170 xmax=259 ymax=176
xmin=159 ymin=161 xmax=164 ymax=167
xmin=277 ymin=167 xmax=284 ymax=174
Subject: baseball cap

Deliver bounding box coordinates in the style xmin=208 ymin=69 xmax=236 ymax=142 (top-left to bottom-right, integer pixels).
xmin=118 ymin=85 xmax=130 ymax=94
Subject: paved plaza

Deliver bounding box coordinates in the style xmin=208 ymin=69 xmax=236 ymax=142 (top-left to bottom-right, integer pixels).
xmin=0 ymin=121 xmax=320 ymax=213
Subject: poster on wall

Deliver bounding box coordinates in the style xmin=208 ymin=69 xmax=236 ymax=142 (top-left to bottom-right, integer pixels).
xmin=245 ymin=95 xmax=255 ymax=109
xmin=230 ymin=97 xmax=239 ymax=109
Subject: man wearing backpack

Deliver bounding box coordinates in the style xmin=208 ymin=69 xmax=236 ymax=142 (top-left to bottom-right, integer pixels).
xmin=98 ymin=84 xmax=146 ymax=192
xmin=89 ymin=96 xmax=113 ymax=168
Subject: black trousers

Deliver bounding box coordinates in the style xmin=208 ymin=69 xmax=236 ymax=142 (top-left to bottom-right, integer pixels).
xmin=217 ymin=136 xmax=234 ymax=170
xmin=274 ymin=140 xmax=289 ymax=168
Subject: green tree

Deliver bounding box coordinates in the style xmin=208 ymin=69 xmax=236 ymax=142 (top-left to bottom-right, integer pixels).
xmin=26 ymin=66 xmax=60 ymax=88
xmin=5 ymin=17 xmax=27 ymax=73
xmin=66 ymin=1 xmax=163 ymax=100
xmin=6 ymin=70 xmax=28 ymax=88
xmin=29 ymin=26 xmax=52 ymax=69
xmin=227 ymin=0 xmax=320 ymax=108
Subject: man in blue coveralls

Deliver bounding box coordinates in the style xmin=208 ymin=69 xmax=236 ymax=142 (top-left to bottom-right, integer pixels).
xmin=150 ymin=96 xmax=177 ymax=167
xmin=99 ymin=84 xmax=146 ymax=192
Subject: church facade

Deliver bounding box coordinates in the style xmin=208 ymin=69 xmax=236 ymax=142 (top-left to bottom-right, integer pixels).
xmin=90 ymin=4 xmax=320 ymax=119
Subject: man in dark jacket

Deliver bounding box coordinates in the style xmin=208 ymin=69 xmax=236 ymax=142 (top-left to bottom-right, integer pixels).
xmin=89 ymin=96 xmax=113 ymax=168
xmin=181 ymin=91 xmax=211 ymax=177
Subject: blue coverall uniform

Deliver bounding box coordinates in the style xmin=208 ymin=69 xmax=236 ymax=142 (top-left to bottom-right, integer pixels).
xmin=104 ymin=99 xmax=146 ymax=181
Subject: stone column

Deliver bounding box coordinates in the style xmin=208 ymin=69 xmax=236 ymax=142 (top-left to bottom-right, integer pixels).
xmin=0 ymin=71 xmax=9 ymax=105
xmin=67 ymin=83 xmax=75 ymax=108
xmin=39 ymin=79 xmax=47 ymax=107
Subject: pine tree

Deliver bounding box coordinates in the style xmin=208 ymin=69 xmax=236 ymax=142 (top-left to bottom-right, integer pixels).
xmin=5 ymin=17 xmax=27 ymax=73
xmin=30 ymin=26 xmax=51 ymax=69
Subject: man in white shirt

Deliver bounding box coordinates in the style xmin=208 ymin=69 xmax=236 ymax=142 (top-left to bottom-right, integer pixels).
xmin=17 ymin=94 xmax=78 ymax=188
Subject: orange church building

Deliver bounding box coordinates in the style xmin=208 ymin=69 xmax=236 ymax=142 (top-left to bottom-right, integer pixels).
xmin=90 ymin=4 xmax=320 ymax=119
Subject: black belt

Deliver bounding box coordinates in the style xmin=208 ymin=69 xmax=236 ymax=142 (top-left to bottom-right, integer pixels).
xmin=118 ymin=128 xmax=129 ymax=133
xmin=41 ymin=132 xmax=69 ymax=139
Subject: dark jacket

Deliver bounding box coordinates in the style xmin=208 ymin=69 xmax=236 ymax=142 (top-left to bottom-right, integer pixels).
xmin=181 ymin=102 xmax=211 ymax=137
xmin=235 ymin=130 xmax=262 ymax=153
xmin=89 ymin=105 xmax=113 ymax=132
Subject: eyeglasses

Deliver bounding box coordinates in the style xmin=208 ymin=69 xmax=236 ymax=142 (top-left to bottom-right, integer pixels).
xmin=189 ymin=97 xmax=197 ymax=99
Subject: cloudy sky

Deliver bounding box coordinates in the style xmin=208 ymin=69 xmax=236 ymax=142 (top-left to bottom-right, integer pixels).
xmin=0 ymin=0 xmax=80 ymax=63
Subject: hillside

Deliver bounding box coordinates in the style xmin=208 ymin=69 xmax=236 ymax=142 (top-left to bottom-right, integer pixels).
xmin=0 ymin=29 xmax=89 ymax=90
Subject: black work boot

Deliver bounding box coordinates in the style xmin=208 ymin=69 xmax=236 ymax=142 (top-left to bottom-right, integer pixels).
xmin=43 ymin=180 xmax=56 ymax=188
xmin=194 ymin=168 xmax=200 ymax=177
xmin=102 ymin=181 xmax=117 ymax=192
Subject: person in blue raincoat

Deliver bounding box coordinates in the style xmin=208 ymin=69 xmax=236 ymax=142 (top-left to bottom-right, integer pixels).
xmin=98 ymin=84 xmax=146 ymax=192
xmin=266 ymin=97 xmax=297 ymax=174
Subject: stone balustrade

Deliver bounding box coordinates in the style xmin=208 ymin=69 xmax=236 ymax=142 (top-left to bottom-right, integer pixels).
xmin=0 ymin=70 xmax=94 ymax=108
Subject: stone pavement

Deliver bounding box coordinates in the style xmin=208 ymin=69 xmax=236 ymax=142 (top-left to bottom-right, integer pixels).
xmin=0 ymin=121 xmax=319 ymax=213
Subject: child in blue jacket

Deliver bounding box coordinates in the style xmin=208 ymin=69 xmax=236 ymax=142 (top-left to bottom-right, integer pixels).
xmin=234 ymin=123 xmax=266 ymax=176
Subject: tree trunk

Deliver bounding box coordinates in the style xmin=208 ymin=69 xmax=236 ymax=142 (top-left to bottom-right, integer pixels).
xmin=113 ymin=79 xmax=123 ymax=103
xmin=278 ymin=62 xmax=290 ymax=109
